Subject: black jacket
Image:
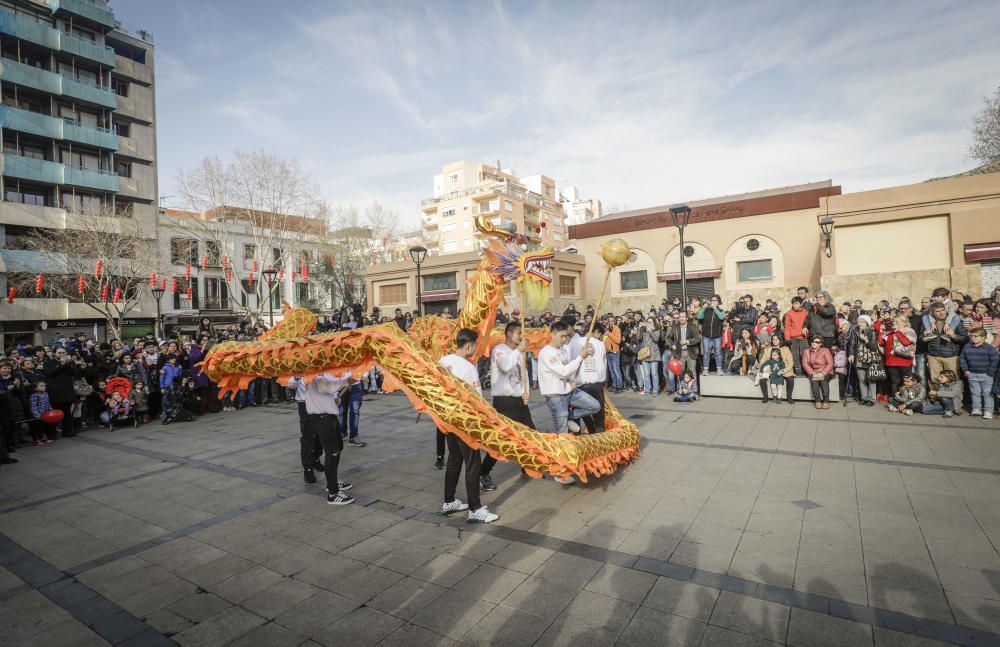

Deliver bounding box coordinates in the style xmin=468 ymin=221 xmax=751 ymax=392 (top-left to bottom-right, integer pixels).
xmin=664 ymin=322 xmax=702 ymax=356
xmin=806 ymin=304 xmax=837 ymax=339
xmin=42 ymin=358 xmax=81 ymax=403
xmin=922 ymin=315 xmax=969 ymax=358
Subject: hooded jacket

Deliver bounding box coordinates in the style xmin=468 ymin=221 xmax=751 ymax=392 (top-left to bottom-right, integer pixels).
xmin=805 ymin=291 xmax=837 ymax=339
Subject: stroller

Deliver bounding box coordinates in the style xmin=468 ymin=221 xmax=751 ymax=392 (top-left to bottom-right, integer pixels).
xmin=104 ymin=378 xmax=138 ymax=431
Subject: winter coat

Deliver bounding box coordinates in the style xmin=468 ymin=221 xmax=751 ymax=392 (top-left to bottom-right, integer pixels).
xmin=664 ymin=322 xmax=701 ymax=357
xmin=42 ymin=358 xmax=80 ymax=404
xmin=29 ymin=391 xmax=52 ymax=418
xmin=189 ymin=346 xmax=211 ymax=387
xmin=806 ymin=295 xmax=837 ymax=339
xmin=159 ymin=363 xmax=183 ymax=390
xmin=129 ymin=389 xmax=150 ymax=412
xmin=115 ymin=362 xmax=148 ymax=386
xmin=801 ymin=347 xmax=834 ymax=377
xmin=922 ymin=313 xmax=969 ymax=358
xmin=960 ymin=342 xmax=999 ymax=376
xmin=875 ymin=322 xmax=916 ymax=368
xmin=757 ymin=345 xmax=795 ymax=377
xmin=847 ymin=328 xmax=880 ymax=368
xmin=697 ymin=307 xmax=725 ymax=339
xmin=638 ymin=329 xmax=660 ymax=360
xmin=925 ymin=380 xmax=962 ymax=406
xmin=783 ymin=308 xmax=810 ymax=341
xmin=894 ymin=383 xmax=926 ymax=406
xmin=833 ymin=350 xmax=848 ymax=375
xmin=0 ymin=374 xmax=28 ymax=422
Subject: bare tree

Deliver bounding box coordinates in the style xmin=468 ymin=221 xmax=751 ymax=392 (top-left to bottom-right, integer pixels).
xmin=16 ymin=209 xmax=157 ymax=339
xmin=970 ymin=86 xmax=1000 ymax=164
xmin=319 ymin=201 xmax=401 ymax=310
xmin=172 ymin=149 xmax=329 ymax=322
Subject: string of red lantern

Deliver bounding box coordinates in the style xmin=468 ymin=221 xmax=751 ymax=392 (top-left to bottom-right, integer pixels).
xmin=78 ymin=276 xmax=86 ymax=294
xmin=149 ymin=272 xmax=157 ymax=287
xmin=101 ymin=285 xmax=109 ymax=301
xmin=112 ymin=288 xmax=121 ymax=304
xmin=170 ymin=278 xmax=177 ymax=294
xmin=201 ymin=256 xmax=207 ymax=270
xmin=34 ymin=274 xmax=44 ymax=294
xmin=6 ymin=287 xmax=16 ymax=304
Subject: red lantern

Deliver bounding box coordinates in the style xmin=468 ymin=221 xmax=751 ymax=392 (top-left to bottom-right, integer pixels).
xmin=535 ymin=227 xmax=541 ymax=234
xmin=7 ymin=286 xmax=16 ymax=304
xmin=170 ymin=278 xmax=177 ymax=294
xmin=252 ymin=260 xmax=258 ymax=273
xmin=225 ymin=268 xmax=232 ymax=282
xmin=301 ymin=264 xmax=308 ymax=282
xmin=94 ymin=259 xmax=103 ymax=277
xmin=78 ymin=276 xmax=86 ymax=294
xmin=186 ymin=286 xmax=193 ymax=301
xmin=149 ymin=272 xmax=157 ymax=288
xmin=291 ymin=270 xmax=296 ymax=283
xmin=222 ymin=255 xmax=229 ymax=269
xmin=112 ymin=288 xmax=122 ymax=304
xmin=248 ymin=272 xmax=254 ymax=285
xmin=34 ymin=274 xmax=44 ymax=294
xmin=185 ymin=263 xmax=191 ymax=280
xmin=101 ymin=285 xmax=110 ymax=301
xmin=201 ymin=256 xmax=207 ymax=270
xmin=278 ymin=267 xmax=284 ymax=280
xmin=541 ymin=221 xmax=547 ymax=228
xmin=160 ymin=278 xmax=167 ymax=290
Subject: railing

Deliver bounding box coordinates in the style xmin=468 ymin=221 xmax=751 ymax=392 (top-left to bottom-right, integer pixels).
xmin=60 ymin=30 xmax=116 ymax=66
xmin=62 ymin=117 xmax=113 ymax=134
xmin=420 ymin=181 xmax=552 ymax=208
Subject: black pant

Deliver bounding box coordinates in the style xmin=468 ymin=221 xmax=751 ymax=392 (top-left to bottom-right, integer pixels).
xmin=579 ymin=382 xmax=606 ymax=433
xmin=822 ymin=337 xmax=835 ymax=350
xmin=759 ymin=377 xmax=794 ymax=401
xmin=788 ymin=339 xmax=808 ymax=375
xmin=489 ymin=395 xmax=537 ymax=476
xmin=444 ymin=433 xmax=481 ymax=511
xmin=52 ymin=401 xmax=75 ymax=436
xmin=436 ymin=429 xmax=446 ymax=459
xmin=299 ymin=402 xmax=322 ymax=469
xmin=810 ymin=376 xmax=831 ymax=402
xmin=887 ymin=366 xmax=907 ymax=399
xmin=307 ymin=413 xmax=343 ymax=492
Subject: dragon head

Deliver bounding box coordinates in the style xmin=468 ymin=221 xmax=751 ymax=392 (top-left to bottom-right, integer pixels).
xmin=475 ymin=214 xmax=554 ymax=310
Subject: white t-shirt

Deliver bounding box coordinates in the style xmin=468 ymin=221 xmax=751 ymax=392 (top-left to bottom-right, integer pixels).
xmin=538 ymin=344 xmax=583 ymax=396
xmin=490 ymin=343 xmax=524 ymax=398
xmin=439 ymin=353 xmax=482 ymax=396
xmin=567 ymin=332 xmax=585 ymax=360
xmin=578 ymin=337 xmax=607 ymax=385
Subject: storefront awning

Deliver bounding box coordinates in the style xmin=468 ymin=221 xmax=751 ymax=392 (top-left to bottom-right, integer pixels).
xmin=420 ymin=290 xmax=460 ymax=303
xmin=965 ymin=242 xmax=1000 ymax=263
xmin=656 ymin=269 xmax=722 ymax=282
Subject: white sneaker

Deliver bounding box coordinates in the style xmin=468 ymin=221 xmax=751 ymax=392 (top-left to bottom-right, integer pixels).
xmin=887 ymin=405 xmax=898 ymax=413
xmin=467 ymin=506 xmax=499 ymax=524
xmin=972 ymin=410 xmax=983 ymax=417
xmin=985 ymin=412 xmax=994 ymax=420
xmin=903 ymin=409 xmax=913 ymax=416
xmin=441 ymin=499 xmax=468 ymax=516
xmin=554 ymin=475 xmax=576 ymax=485
xmin=566 ymin=419 xmax=580 ymax=433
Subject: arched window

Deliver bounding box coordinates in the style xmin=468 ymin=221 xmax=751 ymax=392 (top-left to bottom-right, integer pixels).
xmin=613 ymin=248 xmax=655 ymax=296
xmin=724 ymin=234 xmax=783 ymax=288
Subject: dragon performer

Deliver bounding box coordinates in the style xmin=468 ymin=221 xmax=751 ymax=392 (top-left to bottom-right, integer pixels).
xmin=201 ymin=216 xmax=640 ymax=482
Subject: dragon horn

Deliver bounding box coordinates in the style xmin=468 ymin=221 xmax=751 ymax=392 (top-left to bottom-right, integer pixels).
xmin=475 ymin=214 xmax=516 ymax=239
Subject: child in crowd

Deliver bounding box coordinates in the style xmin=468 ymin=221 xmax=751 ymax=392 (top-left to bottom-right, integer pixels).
xmin=832 ymin=344 xmax=849 ymax=406
xmin=28 ymin=381 xmax=55 ymax=445
xmin=161 ymin=376 xmax=194 ymax=425
xmin=888 ymin=373 xmax=926 ymax=416
xmin=758 ymin=349 xmax=786 ymax=403
xmin=130 ymin=382 xmax=150 ymax=424
xmin=674 ymin=370 xmax=699 ymax=402
xmin=101 ymin=391 xmax=131 ymax=427
xmin=960 ymin=328 xmax=999 ymax=419
xmin=921 ymin=370 xmax=962 ymax=417
xmin=721 ymin=319 xmax=734 ymax=374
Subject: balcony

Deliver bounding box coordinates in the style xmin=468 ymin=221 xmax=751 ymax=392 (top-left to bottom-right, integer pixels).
xmin=113 ymin=54 xmax=152 ymax=84
xmin=60 ymin=31 xmax=117 ymax=67
xmin=62 ymin=75 xmax=117 ymax=108
xmin=1 ymin=154 xmax=119 ymax=191
xmin=0 ymin=106 xmax=118 ymax=149
xmin=0 ymin=58 xmax=62 ymax=94
xmin=0 ymin=12 xmax=60 ymax=49
xmin=48 ymin=0 xmax=117 ymax=30
xmin=116 ymin=134 xmax=153 ymax=160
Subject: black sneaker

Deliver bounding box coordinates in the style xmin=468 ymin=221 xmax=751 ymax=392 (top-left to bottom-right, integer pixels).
xmin=337 ymin=481 xmax=353 ymax=491
xmin=348 ymin=438 xmax=366 ymax=447
xmin=304 ymin=468 xmax=317 ymax=484
xmin=312 ymin=461 xmax=325 ymax=471
xmin=434 ymin=457 xmax=444 ymax=470
xmin=480 ymin=475 xmax=496 ymax=491
xmin=327 ymin=490 xmax=355 ymax=505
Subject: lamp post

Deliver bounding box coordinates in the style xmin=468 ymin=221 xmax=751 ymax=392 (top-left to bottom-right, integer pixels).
xmin=150 ymin=286 xmax=165 ymax=340
xmin=261 ymin=267 xmax=279 ymax=327
xmin=669 ymin=205 xmax=693 ymax=310
xmin=409 ymin=245 xmax=427 ymax=316
xmin=818 ymin=217 xmax=834 ymax=258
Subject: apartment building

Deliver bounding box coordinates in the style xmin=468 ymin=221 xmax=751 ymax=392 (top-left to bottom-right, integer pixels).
xmin=560 ymin=185 xmax=602 ymax=225
xmin=420 ymin=160 xmax=569 ymax=256
xmin=0 ymin=0 xmax=158 ymax=344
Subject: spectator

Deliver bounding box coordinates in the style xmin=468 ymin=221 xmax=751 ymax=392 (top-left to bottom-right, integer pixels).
xmin=664 ymin=310 xmax=701 ymax=389
xmin=922 ymin=302 xmax=968 ymax=383
xmin=729 ymin=329 xmax=759 ymax=375
xmin=603 ymin=316 xmax=623 ymax=392
xmin=960 ymin=328 xmax=999 ymax=419
xmin=638 ymin=317 xmax=661 ymax=395
xmin=783 ymin=297 xmax=810 ymax=375
xmin=921 ymin=370 xmax=962 ymax=417
xmin=697 ymin=295 xmax=725 ymax=375
xmin=877 ymin=313 xmax=917 ymax=397
xmin=802 ymin=336 xmax=834 ymax=409
xmin=807 ymin=291 xmax=838 ymax=349
xmin=848 ymin=315 xmax=882 ymax=406
xmin=43 ymin=346 xmax=80 ymax=437
xmin=674 ymin=369 xmax=699 ymax=402
xmin=732 ymin=294 xmax=758 ymax=338
xmin=888 ymin=373 xmax=925 ymax=416
xmin=757 ymin=335 xmax=795 ymax=404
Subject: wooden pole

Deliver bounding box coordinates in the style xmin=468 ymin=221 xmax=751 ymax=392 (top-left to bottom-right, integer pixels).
xmin=520 ymin=280 xmax=529 ymax=401
xmin=584 ymin=266 xmax=613 ymax=345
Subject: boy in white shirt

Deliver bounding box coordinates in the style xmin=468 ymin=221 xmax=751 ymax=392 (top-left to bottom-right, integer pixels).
xmin=485 ymin=321 xmax=536 ymax=490
xmin=578 ymin=321 xmax=608 ymax=433
xmin=439 ymin=328 xmax=499 ymax=523
xmin=538 ymin=321 xmax=601 ymax=483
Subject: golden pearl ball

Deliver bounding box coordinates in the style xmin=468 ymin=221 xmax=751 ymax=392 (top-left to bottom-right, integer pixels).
xmin=600 ymin=238 xmax=633 ymax=267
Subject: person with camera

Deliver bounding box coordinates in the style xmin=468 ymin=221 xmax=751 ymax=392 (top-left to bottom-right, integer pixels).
xmin=732 ymin=294 xmax=759 ymax=339
xmin=875 ymin=313 xmax=917 ymax=397
xmin=42 ymin=346 xmax=81 ymax=437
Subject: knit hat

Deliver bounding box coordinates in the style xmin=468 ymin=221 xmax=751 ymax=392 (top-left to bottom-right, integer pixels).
xmin=857 ymin=315 xmax=873 ymax=328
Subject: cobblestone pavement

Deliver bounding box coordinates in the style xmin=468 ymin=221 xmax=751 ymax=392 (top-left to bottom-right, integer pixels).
xmin=1 ymin=391 xmax=999 ymax=646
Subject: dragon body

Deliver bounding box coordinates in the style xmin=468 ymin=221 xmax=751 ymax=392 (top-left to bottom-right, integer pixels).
xmin=202 ymin=220 xmax=640 ymax=481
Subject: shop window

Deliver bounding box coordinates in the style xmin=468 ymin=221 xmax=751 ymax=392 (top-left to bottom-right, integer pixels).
xmin=737 ymin=259 xmax=773 ymax=282
xmin=559 ymin=275 xmax=576 ymax=297
xmin=424 ymin=273 xmax=456 ymax=291
xmin=170 ymin=238 xmax=199 ymax=265
xmin=620 ymin=270 xmax=648 ymax=291
xmin=379 ymin=283 xmax=407 ymax=304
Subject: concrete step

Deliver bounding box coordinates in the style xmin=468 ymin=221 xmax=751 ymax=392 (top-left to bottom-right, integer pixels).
xmin=699 ymin=374 xmax=841 ymax=401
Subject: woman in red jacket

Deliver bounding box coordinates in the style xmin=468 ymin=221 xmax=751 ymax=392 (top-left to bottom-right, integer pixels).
xmin=874 ymin=313 xmax=916 ymax=397
xmin=801 ymin=336 xmax=835 ymax=409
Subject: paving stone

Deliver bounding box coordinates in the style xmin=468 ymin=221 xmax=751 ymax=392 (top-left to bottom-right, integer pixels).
xmin=787 ymin=607 xmax=873 ymax=647
xmin=447 ymin=532 xmax=510 ymax=562
xmin=872 ymin=626 xmax=955 ymax=646
xmin=291 ymin=554 xmax=365 ymax=590
xmin=411 ymin=553 xmax=480 ymax=588
xmin=261 ymin=544 xmax=335 ymax=576
xmin=0 ymin=590 xmax=73 ymax=642
xmin=583 ymin=563 xmax=656 ymax=604
xmin=498 ymin=576 xmax=577 ymax=621
xmin=312 ymin=606 xmax=404 ymax=647
xmin=143 ymin=607 xmax=193 ymax=636
xmin=327 ymin=563 xmax=403 ymax=602
xmin=453 ymin=563 xmax=528 ymax=603
xmin=240 ymin=578 xmax=320 ymax=619
xmin=671 ymin=540 xmax=737 ymax=573
xmin=172 ymin=606 xmax=266 ymax=647
xmin=378 ymin=622 xmax=455 ymax=647
xmin=533 ymin=552 xmax=603 ymax=588
xmin=642 ymin=576 xmax=721 ymax=622
xmin=411 ymin=588 xmax=496 ymax=639
xmin=709 ymin=591 xmax=790 ymax=643
xmin=487 ymin=542 xmax=556 ymax=574
xmin=368 ymin=576 xmax=448 ymax=620
xmin=463 ymin=604 xmax=552 ymax=646
xmin=177 ymin=554 xmax=254 ymax=588
xmin=273 ymin=590 xmax=359 ymax=637
xmin=700 ymin=625 xmax=783 ymax=646
xmin=206 ymin=564 xmax=284 ymax=604
xmin=229 ymin=621 xmax=305 ymax=647
xmin=619 ymin=605 xmax=707 ymax=646
xmin=560 ymin=589 xmax=639 ymax=635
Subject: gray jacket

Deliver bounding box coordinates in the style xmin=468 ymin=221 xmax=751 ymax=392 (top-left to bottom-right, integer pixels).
xmin=639 ymin=329 xmax=660 ymax=359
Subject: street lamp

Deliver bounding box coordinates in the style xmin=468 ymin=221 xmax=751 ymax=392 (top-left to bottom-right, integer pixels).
xmin=261 ymin=267 xmax=279 ymax=327
xmin=669 ymin=205 xmax=693 ymax=310
xmin=150 ymin=286 xmax=165 ymax=339
xmin=409 ymin=245 xmax=427 ymax=316
xmin=818 ymin=217 xmax=834 ymax=258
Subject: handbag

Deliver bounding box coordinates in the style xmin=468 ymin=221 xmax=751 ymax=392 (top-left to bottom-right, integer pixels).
xmin=74 ymin=379 xmax=93 ymax=397
xmin=891 ymin=334 xmax=915 ymax=360
xmin=866 ymin=363 xmax=887 ymax=382
xmin=637 ymin=347 xmax=651 ymax=361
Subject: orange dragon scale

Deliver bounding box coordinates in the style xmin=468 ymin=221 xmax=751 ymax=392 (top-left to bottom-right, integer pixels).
xmin=202 ymin=227 xmax=640 ymax=482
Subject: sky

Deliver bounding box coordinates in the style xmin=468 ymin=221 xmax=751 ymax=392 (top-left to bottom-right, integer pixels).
xmin=111 ymin=0 xmax=1000 ymax=229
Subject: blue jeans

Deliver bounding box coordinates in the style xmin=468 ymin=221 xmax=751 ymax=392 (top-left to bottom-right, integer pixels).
xmin=702 ymin=337 xmax=722 ymax=371
xmin=545 ymin=388 xmax=601 ymax=433
xmin=968 ymin=373 xmax=994 ymax=415
xmin=607 ymin=352 xmax=623 ymax=390
xmin=921 ymin=398 xmax=955 ymax=414
xmin=660 ymin=351 xmax=675 ymax=392
xmin=237 ymin=382 xmax=256 ymax=408
xmin=339 ymin=383 xmax=364 ymax=438
xmin=643 ymin=360 xmax=661 ymax=394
